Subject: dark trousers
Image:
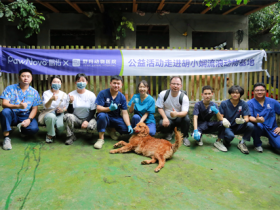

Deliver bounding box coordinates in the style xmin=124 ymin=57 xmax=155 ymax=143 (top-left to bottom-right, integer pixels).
xmin=197 ymin=121 xmax=223 ymax=140
xmin=159 ymin=115 xmax=190 ymax=137
xmin=252 ymin=123 xmax=280 ymax=149
xmin=0 ymin=108 xmax=39 ymax=135
xmin=218 ymin=122 xmax=254 ymax=143
xmin=96 ymin=112 xmax=129 ymax=134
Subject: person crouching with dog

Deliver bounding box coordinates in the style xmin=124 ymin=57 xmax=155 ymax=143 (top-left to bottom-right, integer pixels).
xmin=0 ymin=69 xmax=42 ymax=150
xmin=192 ymin=85 xmax=223 ymax=147
xmin=95 ymin=75 xmax=133 ymax=149
xmin=128 ymin=80 xmax=156 ymax=136
xmin=156 ymin=76 xmax=190 ymax=146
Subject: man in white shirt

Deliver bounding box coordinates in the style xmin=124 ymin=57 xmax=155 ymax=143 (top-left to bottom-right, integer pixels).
xmin=156 ymin=76 xmax=191 ymax=146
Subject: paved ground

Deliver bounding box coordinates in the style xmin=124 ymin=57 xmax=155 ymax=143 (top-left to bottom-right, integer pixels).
xmin=1 ymin=129 xmax=280 ymax=210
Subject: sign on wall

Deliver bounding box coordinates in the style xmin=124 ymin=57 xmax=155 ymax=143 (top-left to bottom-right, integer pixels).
xmin=0 ymin=47 xmax=267 ymax=76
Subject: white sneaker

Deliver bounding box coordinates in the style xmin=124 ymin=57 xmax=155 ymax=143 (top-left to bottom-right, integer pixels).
xmin=197 ymin=138 xmax=203 ymax=146
xmin=214 ymin=140 xmax=227 ymax=152
xmin=94 ymin=139 xmax=105 ymax=149
xmin=3 ymin=137 xmax=12 ymax=150
xmin=106 ymin=128 xmax=118 ymax=140
xmin=254 ymin=146 xmax=263 ymax=153
xmin=165 ymin=132 xmax=173 ymax=141
xmin=183 ymin=137 xmax=190 ymax=147
xmin=46 ymin=135 xmax=53 ymax=143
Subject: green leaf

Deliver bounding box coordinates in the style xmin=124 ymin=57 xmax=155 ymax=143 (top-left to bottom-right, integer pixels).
xmin=0 ymin=12 xmax=3 ymax=18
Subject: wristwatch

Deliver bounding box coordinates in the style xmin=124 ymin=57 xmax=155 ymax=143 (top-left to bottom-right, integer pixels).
xmin=28 ymin=117 xmax=33 ymax=122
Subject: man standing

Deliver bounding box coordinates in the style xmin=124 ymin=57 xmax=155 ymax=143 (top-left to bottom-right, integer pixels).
xmin=248 ymin=83 xmax=280 ymax=153
xmin=95 ymin=75 xmax=133 ymax=149
xmin=193 ymin=86 xmax=223 ymax=148
xmin=156 ymin=76 xmax=190 ymax=146
xmin=0 ymin=69 xmax=42 ymax=150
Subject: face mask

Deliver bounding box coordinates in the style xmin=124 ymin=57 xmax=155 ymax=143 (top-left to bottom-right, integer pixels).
xmin=77 ymin=82 xmax=87 ymax=89
xmin=51 ymin=83 xmax=61 ymax=90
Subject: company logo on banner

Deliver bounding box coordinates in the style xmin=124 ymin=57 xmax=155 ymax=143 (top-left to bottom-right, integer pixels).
xmin=0 ymin=47 xmax=266 ymax=76
xmin=0 ymin=47 xmax=122 ymax=76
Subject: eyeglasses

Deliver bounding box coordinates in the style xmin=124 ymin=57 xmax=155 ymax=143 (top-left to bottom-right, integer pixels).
xmin=254 ymin=89 xmax=266 ymax=92
xmin=171 ymin=83 xmax=182 ymax=86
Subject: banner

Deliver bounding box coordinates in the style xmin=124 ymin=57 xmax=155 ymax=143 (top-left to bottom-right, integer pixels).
xmin=0 ymin=47 xmax=267 ymax=76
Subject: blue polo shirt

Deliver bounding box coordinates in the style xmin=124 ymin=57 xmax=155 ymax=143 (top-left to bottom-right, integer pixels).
xmin=95 ymin=88 xmax=127 ymax=118
xmin=219 ymin=99 xmax=250 ymax=127
xmin=128 ymin=93 xmax=156 ymax=124
xmin=247 ymin=97 xmax=280 ymax=130
xmin=0 ymin=83 xmax=42 ymax=113
xmin=193 ymin=100 xmax=218 ymax=122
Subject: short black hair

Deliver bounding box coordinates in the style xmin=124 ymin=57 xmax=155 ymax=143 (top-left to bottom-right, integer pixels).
xmin=19 ymin=69 xmax=32 ymax=76
xmin=111 ymin=75 xmax=123 ymax=82
xmin=170 ymin=76 xmax=182 ymax=83
xmin=228 ymin=85 xmax=244 ymax=97
xmin=202 ymin=85 xmax=213 ymax=93
xmin=50 ymin=75 xmax=62 ymax=85
xmin=75 ymin=73 xmax=88 ymax=82
xmin=253 ymin=83 xmax=266 ymax=91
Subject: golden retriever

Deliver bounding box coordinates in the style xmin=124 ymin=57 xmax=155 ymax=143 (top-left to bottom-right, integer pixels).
xmin=110 ymin=122 xmax=183 ymax=173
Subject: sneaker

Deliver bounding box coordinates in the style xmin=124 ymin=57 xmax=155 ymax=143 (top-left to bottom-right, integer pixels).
xmin=254 ymin=146 xmax=263 ymax=153
xmin=106 ymin=128 xmax=118 ymax=140
xmin=197 ymin=138 xmax=203 ymax=146
xmin=165 ymin=132 xmax=173 ymax=141
xmin=94 ymin=139 xmax=105 ymax=149
xmin=214 ymin=140 xmax=227 ymax=152
xmin=183 ymin=137 xmax=190 ymax=147
xmin=46 ymin=135 xmax=53 ymax=143
xmin=3 ymin=137 xmax=12 ymax=150
xmin=237 ymin=141 xmax=249 ymax=154
xmin=65 ymin=135 xmax=77 ymax=145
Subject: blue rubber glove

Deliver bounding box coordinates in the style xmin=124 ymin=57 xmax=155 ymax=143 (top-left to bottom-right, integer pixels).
xmin=133 ymin=97 xmax=139 ymax=104
xmin=127 ymin=125 xmax=134 ymax=134
xmin=109 ymin=101 xmax=118 ymax=111
xmin=193 ymin=129 xmax=201 ymax=141
xmin=210 ymin=106 xmax=219 ymax=114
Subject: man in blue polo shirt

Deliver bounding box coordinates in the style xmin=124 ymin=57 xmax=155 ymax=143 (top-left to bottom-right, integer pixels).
xmin=216 ymin=85 xmax=254 ymax=154
xmin=95 ymin=75 xmax=133 ymax=149
xmin=193 ymin=85 xmax=223 ymax=148
xmin=0 ymin=69 xmax=42 ymax=150
xmin=248 ymin=83 xmax=280 ymax=153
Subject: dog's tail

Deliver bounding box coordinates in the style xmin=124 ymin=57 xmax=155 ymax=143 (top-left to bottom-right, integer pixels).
xmin=172 ymin=127 xmax=183 ymax=154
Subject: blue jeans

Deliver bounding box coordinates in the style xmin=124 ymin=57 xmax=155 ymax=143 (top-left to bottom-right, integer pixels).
xmin=96 ymin=113 xmax=129 ymax=134
xmin=219 ymin=122 xmax=254 ymax=143
xmin=131 ymin=114 xmax=156 ymax=136
xmin=0 ymin=108 xmax=39 ymax=135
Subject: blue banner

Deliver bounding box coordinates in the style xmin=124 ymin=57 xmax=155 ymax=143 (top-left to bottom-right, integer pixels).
xmin=0 ymin=47 xmax=123 ymax=76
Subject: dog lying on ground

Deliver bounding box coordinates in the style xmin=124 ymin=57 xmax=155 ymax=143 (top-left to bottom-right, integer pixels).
xmin=110 ymin=122 xmax=183 ymax=173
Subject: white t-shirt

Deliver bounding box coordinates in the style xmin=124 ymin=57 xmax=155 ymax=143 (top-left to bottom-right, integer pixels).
xmin=155 ymin=90 xmax=189 ymax=119
xmin=42 ymin=90 xmax=68 ymax=110
xmin=68 ymin=90 xmax=96 ymax=119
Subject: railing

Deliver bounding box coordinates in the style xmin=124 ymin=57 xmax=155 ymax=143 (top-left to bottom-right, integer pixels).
xmin=1 ymin=46 xmax=279 ymax=103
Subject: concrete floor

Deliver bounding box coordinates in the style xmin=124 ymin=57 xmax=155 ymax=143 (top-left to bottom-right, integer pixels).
xmin=1 ymin=129 xmax=280 ymax=210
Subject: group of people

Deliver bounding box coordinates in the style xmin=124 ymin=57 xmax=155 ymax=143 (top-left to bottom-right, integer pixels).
xmin=1 ymin=69 xmax=280 ymax=155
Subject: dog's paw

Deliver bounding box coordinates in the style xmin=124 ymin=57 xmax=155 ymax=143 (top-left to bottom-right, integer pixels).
xmin=110 ymin=150 xmax=116 ymax=154
xmin=154 ymin=168 xmax=161 ymax=173
xmin=141 ymin=161 xmax=148 ymax=165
